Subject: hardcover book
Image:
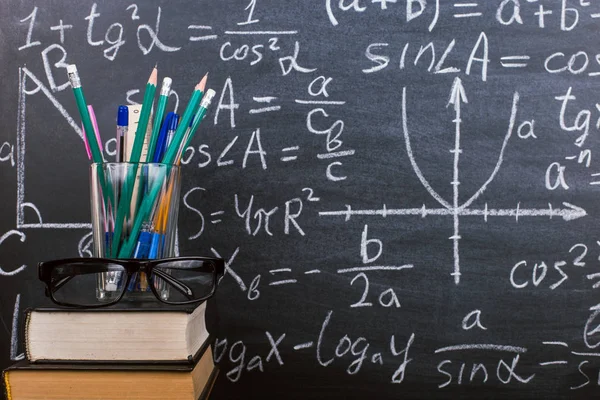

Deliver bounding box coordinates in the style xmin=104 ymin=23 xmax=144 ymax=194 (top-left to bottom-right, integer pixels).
xmin=25 ymin=301 xmax=208 ymax=363
xmin=3 ymin=338 xmax=217 ymax=400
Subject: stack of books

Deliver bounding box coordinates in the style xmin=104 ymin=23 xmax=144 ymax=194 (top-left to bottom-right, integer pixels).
xmin=2 ymin=301 xmax=218 ymax=400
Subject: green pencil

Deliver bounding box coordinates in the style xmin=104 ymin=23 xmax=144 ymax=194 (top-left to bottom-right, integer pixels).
xmin=147 ymin=77 xmax=172 ymax=162
xmin=67 ymin=65 xmax=104 ymax=164
xmin=129 ymin=66 xmax=158 ymax=164
xmin=161 ymin=74 xmax=207 ymax=165
xmin=174 ymin=88 xmax=216 ymax=164
xmin=110 ymin=66 xmax=157 ymax=257
xmin=67 ymin=65 xmax=114 ymax=219
xmin=180 ymin=89 xmax=216 ymax=156
xmin=118 ymin=75 xmax=207 ymax=258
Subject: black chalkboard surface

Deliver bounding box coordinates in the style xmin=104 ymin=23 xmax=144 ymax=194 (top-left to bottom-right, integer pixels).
xmin=2 ymin=0 xmax=600 ymax=398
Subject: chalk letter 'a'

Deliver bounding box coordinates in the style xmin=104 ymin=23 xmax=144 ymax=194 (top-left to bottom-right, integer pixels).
xmin=466 ymin=32 xmax=489 ymax=82
xmin=242 ymin=128 xmax=267 ymax=170
xmin=339 ymin=0 xmax=366 ymax=12
xmin=0 ymin=142 xmax=15 ymax=166
xmin=462 ymin=310 xmax=487 ymax=330
xmin=545 ymin=162 xmax=569 ymax=190
xmin=517 ymin=120 xmax=537 ymax=139
xmin=496 ymin=0 xmax=524 ymax=26
xmin=214 ymin=77 xmax=239 ymax=128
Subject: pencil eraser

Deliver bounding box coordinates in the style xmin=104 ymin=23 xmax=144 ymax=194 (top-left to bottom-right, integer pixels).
xmin=200 ymin=89 xmax=216 ymax=108
xmin=160 ymin=77 xmax=173 ymax=95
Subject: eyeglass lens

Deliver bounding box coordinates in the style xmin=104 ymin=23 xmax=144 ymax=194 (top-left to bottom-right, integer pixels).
xmin=151 ymin=260 xmax=216 ymax=304
xmin=51 ymin=263 xmax=126 ymax=307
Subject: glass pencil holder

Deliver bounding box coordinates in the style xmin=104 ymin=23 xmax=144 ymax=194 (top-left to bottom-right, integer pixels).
xmin=90 ymin=162 xmax=181 ymax=302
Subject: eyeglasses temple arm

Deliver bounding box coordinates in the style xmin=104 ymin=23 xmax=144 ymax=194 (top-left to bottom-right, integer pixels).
xmin=51 ymin=275 xmax=75 ymax=293
xmin=152 ymin=268 xmax=195 ymax=299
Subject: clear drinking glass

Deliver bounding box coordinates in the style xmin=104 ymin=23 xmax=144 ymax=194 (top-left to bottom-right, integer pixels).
xmin=89 ymin=162 xmax=181 ymax=301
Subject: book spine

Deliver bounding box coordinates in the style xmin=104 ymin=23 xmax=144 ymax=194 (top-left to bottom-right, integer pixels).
xmin=3 ymin=371 xmax=13 ymax=400
xmin=24 ymin=310 xmax=32 ymax=362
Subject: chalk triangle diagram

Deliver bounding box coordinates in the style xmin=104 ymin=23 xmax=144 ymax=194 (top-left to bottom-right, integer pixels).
xmin=16 ymin=66 xmax=91 ymax=230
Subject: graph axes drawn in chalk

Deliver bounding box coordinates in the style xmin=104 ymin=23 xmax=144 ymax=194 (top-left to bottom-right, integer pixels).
xmin=319 ymin=79 xmax=587 ymax=285
xmin=319 ymin=203 xmax=587 ymax=221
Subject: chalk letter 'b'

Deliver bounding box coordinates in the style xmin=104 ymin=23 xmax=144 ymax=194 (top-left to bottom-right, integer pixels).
xmin=361 ymin=225 xmax=382 ymax=264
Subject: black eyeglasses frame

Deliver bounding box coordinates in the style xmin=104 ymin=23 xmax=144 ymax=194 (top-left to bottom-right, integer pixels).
xmin=38 ymin=257 xmax=225 ymax=308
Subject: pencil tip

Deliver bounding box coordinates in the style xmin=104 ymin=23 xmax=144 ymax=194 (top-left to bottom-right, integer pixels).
xmin=198 ymin=73 xmax=208 ymax=92
xmin=149 ymin=66 xmax=158 ymax=85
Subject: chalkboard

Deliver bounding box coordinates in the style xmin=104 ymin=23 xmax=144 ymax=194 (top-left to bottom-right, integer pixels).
xmin=1 ymin=0 xmax=600 ymax=398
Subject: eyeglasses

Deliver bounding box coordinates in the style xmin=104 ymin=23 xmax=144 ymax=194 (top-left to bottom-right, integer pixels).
xmin=38 ymin=257 xmax=225 ymax=308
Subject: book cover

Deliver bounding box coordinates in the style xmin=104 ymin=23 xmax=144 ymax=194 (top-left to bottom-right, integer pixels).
xmin=198 ymin=367 xmax=219 ymax=400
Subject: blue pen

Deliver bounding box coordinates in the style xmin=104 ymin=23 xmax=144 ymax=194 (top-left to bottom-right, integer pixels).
xmin=148 ymin=232 xmax=164 ymax=259
xmin=128 ymin=224 xmax=153 ymax=291
xmin=108 ymin=107 xmax=125 ymax=256
xmin=153 ymin=112 xmax=175 ymax=163
xmin=133 ymin=231 xmax=152 ymax=260
xmin=165 ymin=114 xmax=180 ymax=152
xmin=116 ymin=105 xmax=128 ymax=163
xmin=133 ymin=226 xmax=152 ymax=259
xmin=104 ymin=232 xmax=113 ymax=257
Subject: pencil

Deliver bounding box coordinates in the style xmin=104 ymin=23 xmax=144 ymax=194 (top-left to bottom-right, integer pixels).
xmin=147 ymin=77 xmax=172 ymax=162
xmin=161 ymin=74 xmax=206 ymax=165
xmin=67 ymin=65 xmax=103 ymax=164
xmin=67 ymin=65 xmax=114 ymax=219
xmin=179 ymin=88 xmax=216 ymax=160
xmin=129 ymin=66 xmax=158 ymax=164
